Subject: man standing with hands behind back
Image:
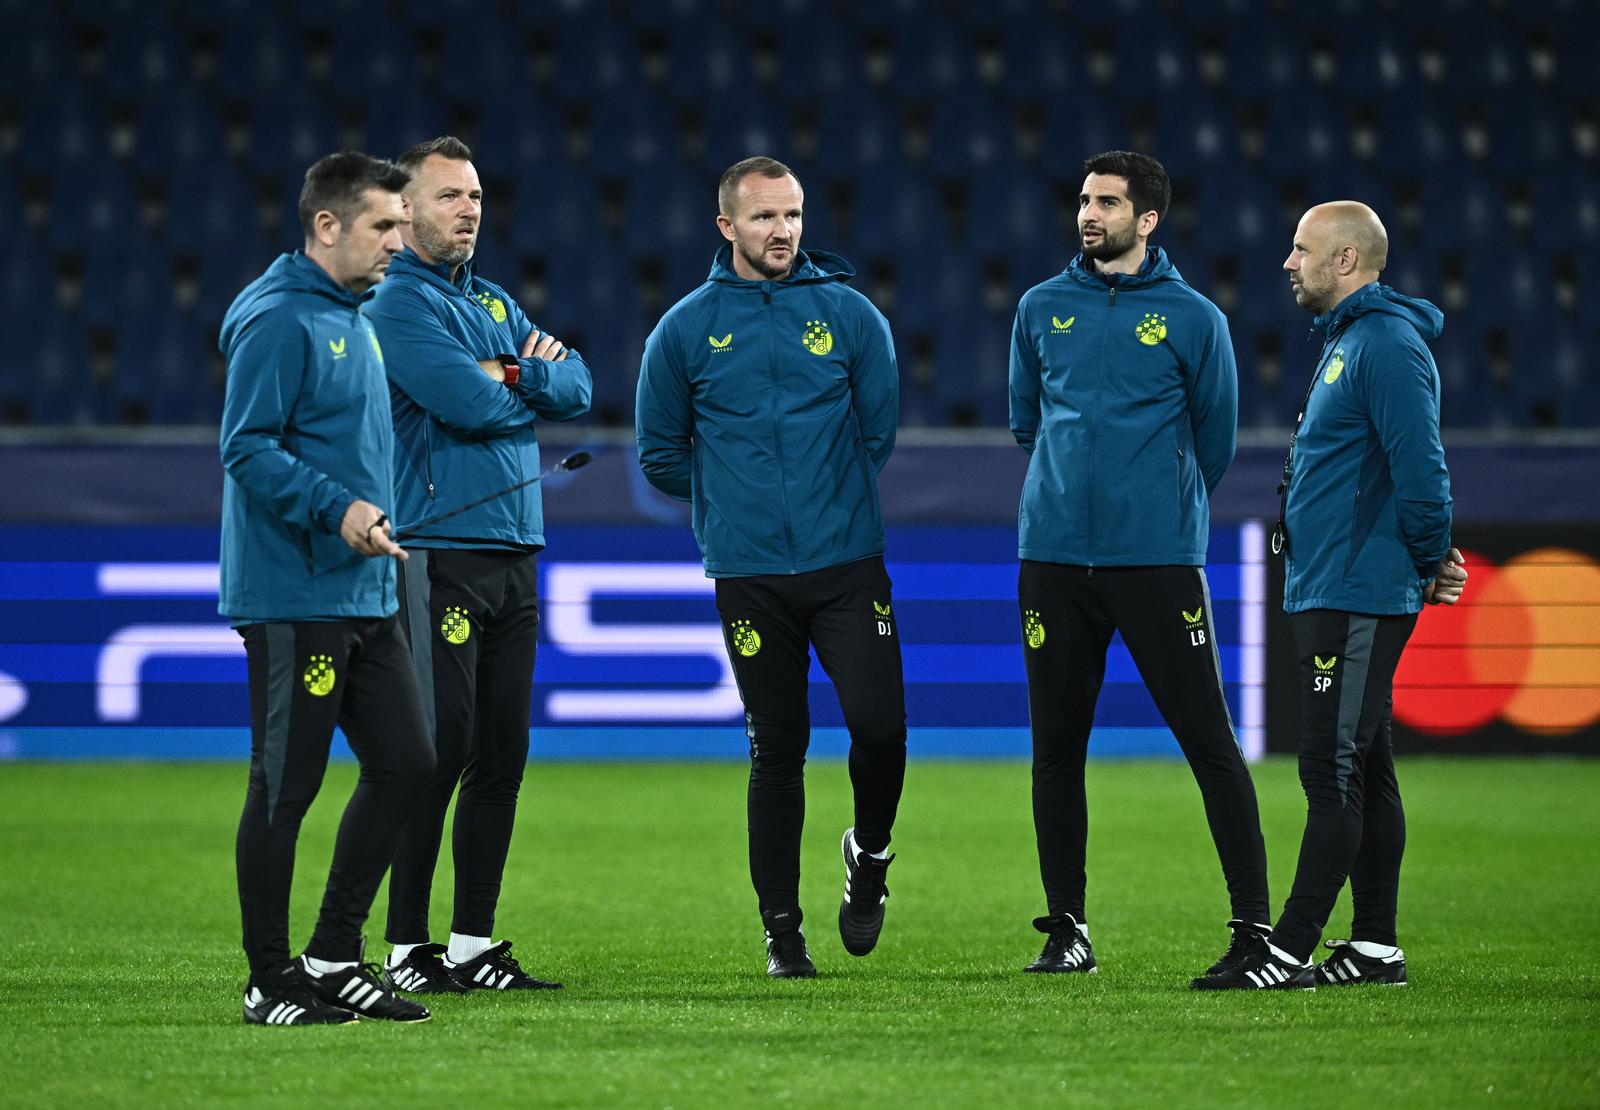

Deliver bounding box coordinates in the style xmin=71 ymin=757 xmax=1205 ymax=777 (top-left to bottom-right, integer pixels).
xmin=367 ymin=136 xmax=591 ymax=995
xmin=1009 ymin=151 xmax=1272 ymax=982
xmin=1194 ymin=201 xmax=1465 ymax=991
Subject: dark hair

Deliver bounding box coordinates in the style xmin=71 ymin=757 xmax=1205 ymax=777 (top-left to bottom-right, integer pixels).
xmin=298 ymin=151 xmax=409 ymax=234
xmin=717 ymin=156 xmax=797 ymax=216
xmin=395 ymin=135 xmax=474 ymax=175
xmin=1082 ymin=150 xmax=1171 ymax=225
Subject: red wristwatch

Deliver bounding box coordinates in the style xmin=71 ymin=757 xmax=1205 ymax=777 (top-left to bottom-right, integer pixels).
xmin=497 ymin=354 xmax=520 ymax=386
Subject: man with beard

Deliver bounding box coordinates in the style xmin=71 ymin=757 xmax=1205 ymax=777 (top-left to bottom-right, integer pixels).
xmin=365 ymin=136 xmax=591 ymax=994
xmin=1193 ymin=202 xmax=1464 ymax=991
xmin=636 ymin=157 xmax=906 ymax=978
xmin=1008 ymin=150 xmax=1272 ymax=981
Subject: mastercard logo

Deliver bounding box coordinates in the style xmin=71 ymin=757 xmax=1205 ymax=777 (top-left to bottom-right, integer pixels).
xmin=1394 ymin=547 xmax=1600 ymax=736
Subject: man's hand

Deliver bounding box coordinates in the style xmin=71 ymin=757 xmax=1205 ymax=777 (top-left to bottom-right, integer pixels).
xmin=1424 ymin=546 xmax=1466 ymax=606
xmin=340 ymin=499 xmax=408 ymax=562
xmin=476 ymin=358 xmax=506 ymax=382
xmin=521 ymin=328 xmax=569 ymax=362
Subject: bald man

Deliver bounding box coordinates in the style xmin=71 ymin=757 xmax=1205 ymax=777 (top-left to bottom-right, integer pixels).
xmin=1194 ymin=201 xmax=1466 ymax=991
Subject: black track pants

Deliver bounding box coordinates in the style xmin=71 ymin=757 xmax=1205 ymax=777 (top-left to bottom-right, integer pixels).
xmin=1019 ymin=561 xmax=1270 ymax=925
xmin=1270 ymin=608 xmax=1417 ymax=962
xmin=386 ymin=548 xmax=540 ymax=944
xmin=236 ymin=617 xmax=434 ymax=975
xmin=715 ymin=556 xmax=907 ymax=923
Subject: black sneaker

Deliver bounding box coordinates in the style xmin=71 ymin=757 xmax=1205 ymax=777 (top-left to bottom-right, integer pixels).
xmin=838 ymin=827 xmax=894 ymax=957
xmin=447 ymin=941 xmax=563 ymax=991
xmin=386 ymin=942 xmax=469 ymax=994
xmin=1024 ymin=914 xmax=1097 ymax=974
xmin=301 ymin=953 xmax=432 ymax=1021
xmin=1191 ymin=945 xmax=1315 ymax=990
xmin=1314 ymin=939 xmax=1407 ymax=987
xmin=1204 ymin=919 xmax=1272 ymax=976
xmin=765 ymin=928 xmax=817 ymax=979
xmin=243 ymin=962 xmax=357 ymax=1026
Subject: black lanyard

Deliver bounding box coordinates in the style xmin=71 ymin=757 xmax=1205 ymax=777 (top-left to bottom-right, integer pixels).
xmin=1271 ymin=329 xmax=1332 ymax=557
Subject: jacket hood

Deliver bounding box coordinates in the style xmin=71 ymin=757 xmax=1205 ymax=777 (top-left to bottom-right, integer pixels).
xmin=388 ymin=246 xmax=476 ymax=291
xmin=707 ymin=244 xmax=855 ymax=285
xmin=1066 ymin=246 xmax=1179 ymax=289
xmin=1316 ymin=282 xmax=1444 ymax=341
xmin=220 ymin=252 xmax=364 ymax=350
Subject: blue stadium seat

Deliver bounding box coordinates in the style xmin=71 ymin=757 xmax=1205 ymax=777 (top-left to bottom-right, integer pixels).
xmin=700 ymin=91 xmax=790 ymax=177
xmin=80 ymin=243 xmax=175 ymax=330
xmin=620 ymin=160 xmax=713 ymax=262
xmin=162 ymin=163 xmax=259 ymax=260
xmin=510 ymin=164 xmax=601 ymax=253
xmin=587 ymin=92 xmax=679 ymax=170
xmin=95 ymin=17 xmax=187 ymax=101
xmin=661 ymin=17 xmax=752 ymax=105
xmin=924 ymin=92 xmax=1015 ymax=182
xmin=15 ymin=87 xmax=110 ymax=178
xmin=131 ymin=91 xmax=229 ymax=177
xmin=849 ymin=167 xmax=947 ymax=266
xmin=44 ymin=166 xmax=141 ymax=256
xmin=213 ymin=15 xmax=307 ymax=93
xmin=242 ymin=90 xmax=342 ymax=178
xmin=475 ymin=89 xmax=566 ymax=172
xmin=116 ymin=313 xmax=220 ymax=425
xmin=815 ymin=90 xmax=901 ymax=173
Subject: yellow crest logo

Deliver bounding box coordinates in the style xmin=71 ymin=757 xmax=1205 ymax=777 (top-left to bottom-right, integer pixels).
xmin=475 ymin=292 xmax=508 ymax=323
xmin=303 ymin=654 xmax=336 ymax=697
xmin=440 ymin=606 xmax=471 ymax=646
xmin=1314 ymin=654 xmax=1338 ymax=672
xmin=328 ymin=336 xmax=347 ymax=359
xmin=730 ymin=619 xmax=762 ymax=657
xmin=708 ymin=333 xmax=733 ymax=351
xmin=1135 ymin=314 xmax=1168 ymax=346
xmin=873 ymin=600 xmax=892 ymax=617
xmin=1023 ymin=610 xmax=1046 ymax=650
xmin=1050 ymin=315 xmax=1075 ymax=334
xmin=1324 ymin=349 xmax=1345 ymax=384
xmin=802 ymin=320 xmax=833 ymax=356
xmin=1182 ymin=607 xmax=1203 ymax=628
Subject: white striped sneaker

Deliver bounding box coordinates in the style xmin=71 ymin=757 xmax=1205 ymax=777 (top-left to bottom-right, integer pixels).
xmin=446 ymin=941 xmax=562 ymax=991
xmin=1314 ymin=940 xmax=1407 ymax=986
xmin=301 ymin=956 xmax=431 ymax=1022
xmin=1191 ymin=946 xmax=1315 ymax=991
xmin=243 ymin=964 xmax=357 ymax=1026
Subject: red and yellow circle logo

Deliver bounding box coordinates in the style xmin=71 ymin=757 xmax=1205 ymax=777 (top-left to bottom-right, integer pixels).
xmin=1394 ymin=547 xmax=1600 ymax=736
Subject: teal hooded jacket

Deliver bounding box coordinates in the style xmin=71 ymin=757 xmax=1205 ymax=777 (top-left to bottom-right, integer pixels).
xmin=1009 ymin=247 xmax=1238 ymax=566
xmin=218 ymin=252 xmax=397 ymax=623
xmin=635 ymin=245 xmax=898 ymax=577
xmin=1282 ymin=282 xmax=1452 ymax=615
xmin=365 ymin=249 xmax=592 ymax=550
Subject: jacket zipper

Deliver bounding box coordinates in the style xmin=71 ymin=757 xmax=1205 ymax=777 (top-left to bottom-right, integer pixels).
xmin=1084 ymin=281 xmax=1120 ymax=572
xmin=765 ymin=286 xmax=798 ymax=566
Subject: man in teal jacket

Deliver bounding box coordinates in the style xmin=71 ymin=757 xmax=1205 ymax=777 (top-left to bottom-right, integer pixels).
xmin=1009 ymin=151 xmax=1271 ymax=980
xmin=636 ymin=157 xmax=904 ymax=978
xmin=366 ymin=137 xmax=591 ymax=995
xmin=1196 ymin=202 xmax=1466 ymax=991
xmin=220 ymin=152 xmax=432 ymax=1026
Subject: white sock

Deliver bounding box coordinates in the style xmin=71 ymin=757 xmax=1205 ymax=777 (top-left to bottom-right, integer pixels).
xmin=1349 ymin=940 xmax=1401 ymax=959
xmin=1267 ymin=942 xmax=1310 ymax=967
xmin=1076 ymin=922 xmax=1090 ymax=942
xmin=447 ymin=933 xmax=493 ymax=965
xmin=387 ymin=942 xmax=423 ymax=968
xmin=301 ymin=954 xmax=357 ymax=977
xmin=849 ymin=829 xmax=892 ymax=861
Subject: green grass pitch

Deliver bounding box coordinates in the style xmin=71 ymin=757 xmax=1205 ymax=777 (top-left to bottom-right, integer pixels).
xmin=1 ymin=757 xmax=1596 ymax=1107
